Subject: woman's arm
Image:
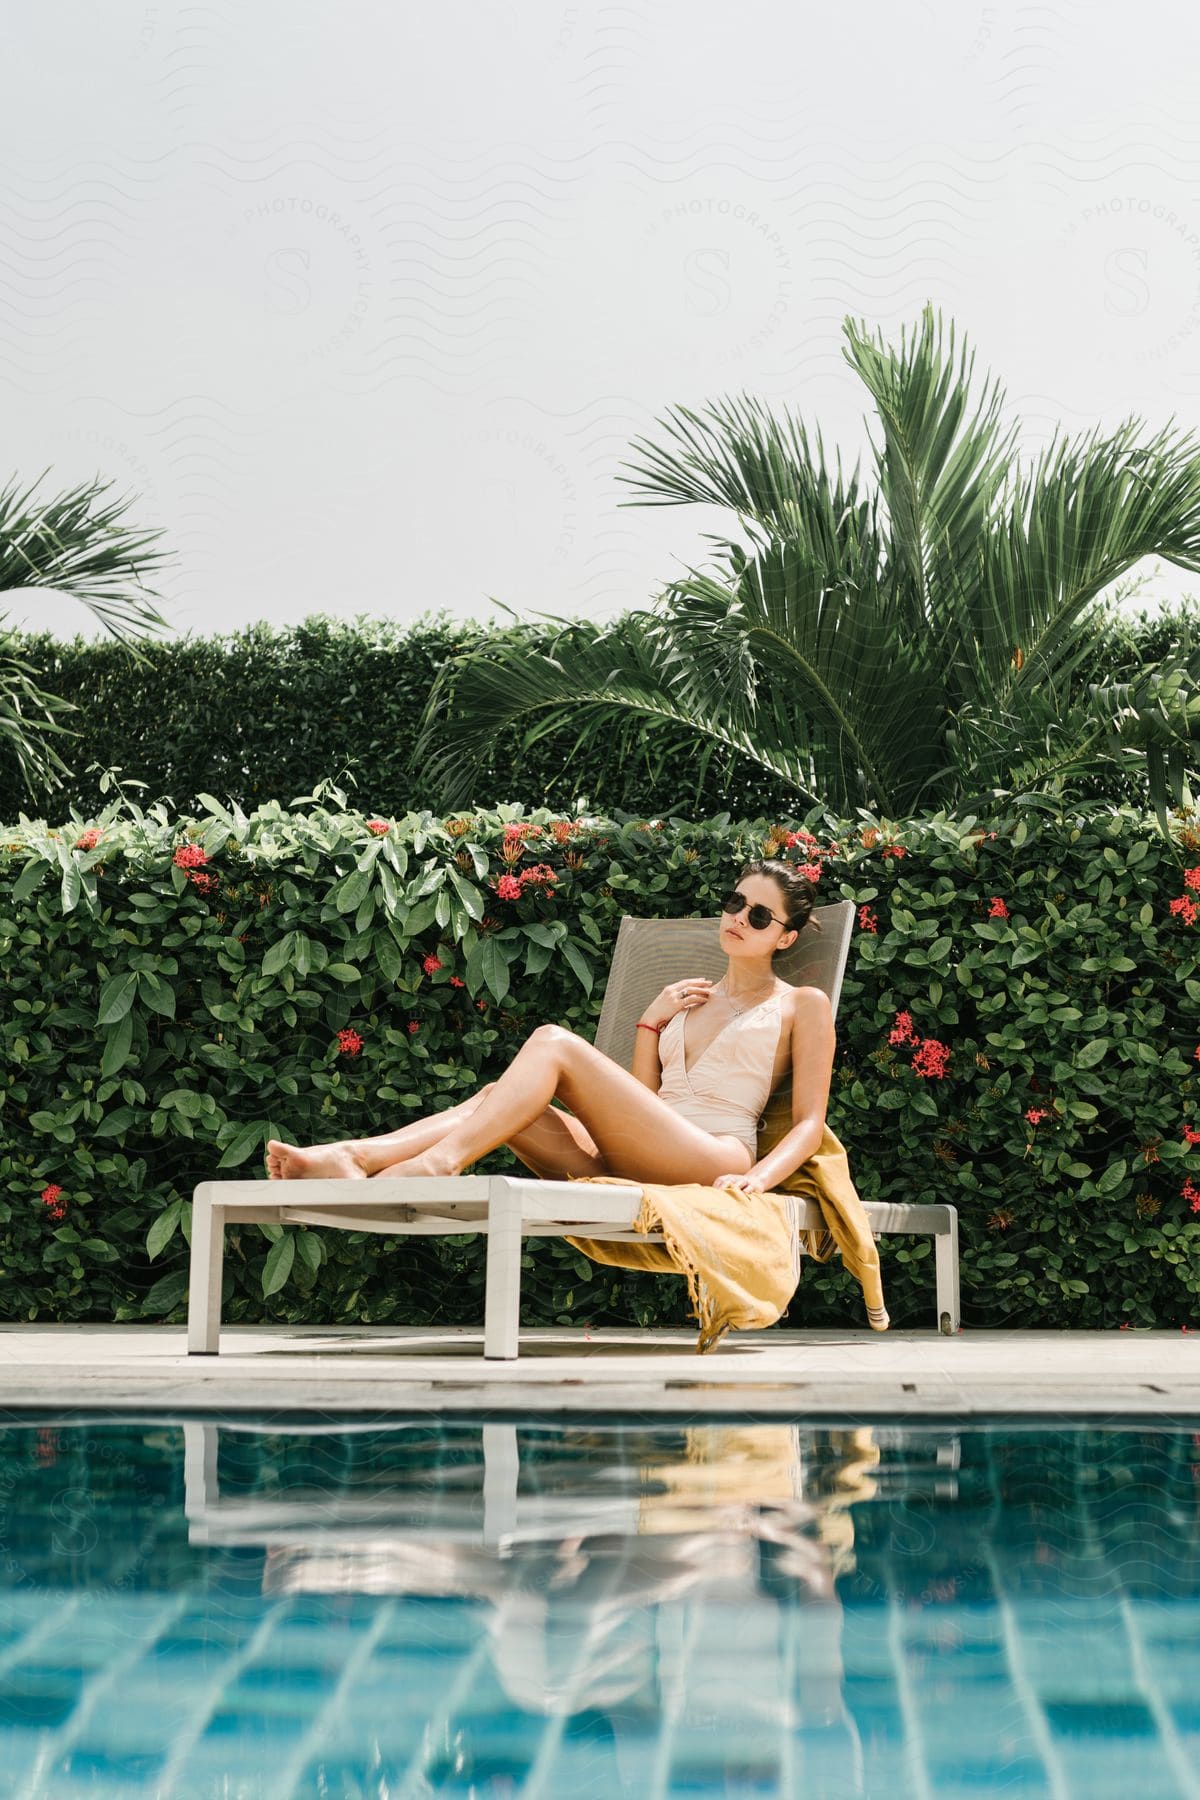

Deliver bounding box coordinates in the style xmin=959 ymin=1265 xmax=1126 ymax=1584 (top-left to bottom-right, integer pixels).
xmin=745 ymin=986 xmax=835 ymax=1190
xmin=631 ymin=1008 xmax=665 ymax=1093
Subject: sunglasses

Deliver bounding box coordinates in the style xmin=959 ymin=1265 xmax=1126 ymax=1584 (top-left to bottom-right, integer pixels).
xmin=721 ymin=889 xmax=791 ymax=931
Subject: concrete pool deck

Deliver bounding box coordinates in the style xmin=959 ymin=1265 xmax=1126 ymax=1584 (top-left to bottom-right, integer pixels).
xmin=0 ymin=1323 xmax=1198 ymax=1417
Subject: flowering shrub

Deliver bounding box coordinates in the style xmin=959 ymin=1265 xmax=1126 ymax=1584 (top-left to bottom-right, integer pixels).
xmin=0 ymin=797 xmax=1198 ymax=1330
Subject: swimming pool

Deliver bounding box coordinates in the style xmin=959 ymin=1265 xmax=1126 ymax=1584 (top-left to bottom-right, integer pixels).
xmin=0 ymin=1416 xmax=1197 ymax=1797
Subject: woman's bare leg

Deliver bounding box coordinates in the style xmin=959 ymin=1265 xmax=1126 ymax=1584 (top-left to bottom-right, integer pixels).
xmin=266 ymin=1088 xmax=498 ymax=1180
xmin=503 ymin=1104 xmax=608 ymax=1181
xmin=267 ymin=1085 xmax=609 ymax=1182
xmin=374 ymin=1024 xmax=753 ymax=1186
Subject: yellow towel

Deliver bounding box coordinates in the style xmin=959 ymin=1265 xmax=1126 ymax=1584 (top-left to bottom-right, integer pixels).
xmin=566 ymin=1100 xmax=888 ymax=1353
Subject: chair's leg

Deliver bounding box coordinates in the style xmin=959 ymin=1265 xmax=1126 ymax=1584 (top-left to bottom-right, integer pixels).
xmin=482 ymin=1422 xmax=520 ymax=1547
xmin=183 ymin=1421 xmax=220 ymax=1526
xmin=187 ymin=1186 xmax=225 ymax=1354
xmin=484 ymin=1178 xmax=522 ymax=1360
xmin=935 ymin=1208 xmax=961 ymax=1335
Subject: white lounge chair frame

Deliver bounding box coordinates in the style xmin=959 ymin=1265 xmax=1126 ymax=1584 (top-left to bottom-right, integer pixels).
xmin=188 ymin=903 xmax=960 ymax=1358
xmin=182 ymin=1418 xmax=962 ymax=1554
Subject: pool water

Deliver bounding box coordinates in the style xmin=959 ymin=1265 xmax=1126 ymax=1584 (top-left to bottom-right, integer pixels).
xmin=0 ymin=1417 xmax=1197 ymax=1798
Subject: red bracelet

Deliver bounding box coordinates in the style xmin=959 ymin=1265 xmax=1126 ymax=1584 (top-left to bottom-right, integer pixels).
xmin=636 ymin=1021 xmax=663 ymax=1035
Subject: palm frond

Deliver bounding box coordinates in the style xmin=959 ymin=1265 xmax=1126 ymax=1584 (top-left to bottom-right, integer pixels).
xmin=0 ymin=469 xmax=172 ymax=646
xmin=659 ymin=546 xmax=949 ymax=813
xmin=842 ymin=302 xmax=1018 ymax=622
xmin=0 ymin=627 xmax=77 ymax=793
xmin=617 ymin=392 xmax=876 ymax=563
xmin=416 ymin=614 xmax=830 ymax=811
xmin=971 ymin=417 xmax=1200 ymax=707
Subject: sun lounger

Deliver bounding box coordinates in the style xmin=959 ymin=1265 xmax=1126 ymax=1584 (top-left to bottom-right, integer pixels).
xmin=187 ymin=903 xmax=960 ymax=1358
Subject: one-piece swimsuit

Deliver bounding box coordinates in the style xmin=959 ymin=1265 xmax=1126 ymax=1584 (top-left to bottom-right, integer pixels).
xmin=655 ymin=991 xmax=783 ymax=1158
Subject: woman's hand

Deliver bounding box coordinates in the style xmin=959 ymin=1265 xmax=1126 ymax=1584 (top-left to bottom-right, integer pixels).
xmin=714 ymin=1172 xmax=767 ymax=1201
xmin=641 ymin=977 xmax=715 ymax=1027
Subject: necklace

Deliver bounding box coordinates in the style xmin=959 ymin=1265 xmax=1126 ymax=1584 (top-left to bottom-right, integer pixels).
xmin=716 ymin=978 xmax=777 ymax=1016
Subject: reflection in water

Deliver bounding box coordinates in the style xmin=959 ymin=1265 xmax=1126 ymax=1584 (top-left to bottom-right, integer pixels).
xmin=192 ymin=1421 xmax=885 ymax=1787
xmin=0 ymin=1418 xmax=1197 ymax=1798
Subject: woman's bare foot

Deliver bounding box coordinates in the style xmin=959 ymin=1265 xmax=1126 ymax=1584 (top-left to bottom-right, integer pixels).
xmin=265 ymin=1140 xmax=368 ymax=1180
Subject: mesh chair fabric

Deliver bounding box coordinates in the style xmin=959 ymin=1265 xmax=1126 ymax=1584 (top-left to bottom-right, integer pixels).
xmin=592 ymin=903 xmax=854 ymax=1069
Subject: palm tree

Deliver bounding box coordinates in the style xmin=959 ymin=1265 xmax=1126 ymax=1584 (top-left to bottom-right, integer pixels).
xmin=417 ymin=306 xmax=1200 ymax=830
xmin=0 ymin=470 xmax=171 ymax=798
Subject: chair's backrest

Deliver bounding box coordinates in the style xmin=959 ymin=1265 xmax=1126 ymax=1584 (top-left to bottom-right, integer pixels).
xmin=593 ymin=902 xmax=855 ymax=1070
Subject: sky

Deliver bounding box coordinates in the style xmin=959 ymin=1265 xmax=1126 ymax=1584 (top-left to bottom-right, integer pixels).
xmin=4 ymin=0 xmax=1200 ymax=641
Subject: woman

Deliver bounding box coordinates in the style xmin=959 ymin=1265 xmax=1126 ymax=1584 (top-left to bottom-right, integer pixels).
xmin=266 ymin=860 xmax=834 ymax=1199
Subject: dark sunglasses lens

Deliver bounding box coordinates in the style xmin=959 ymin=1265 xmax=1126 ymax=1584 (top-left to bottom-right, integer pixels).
xmin=722 ymin=892 xmax=774 ymax=930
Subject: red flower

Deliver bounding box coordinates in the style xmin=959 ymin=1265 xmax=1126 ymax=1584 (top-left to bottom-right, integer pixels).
xmin=366 ymin=819 xmax=389 ymax=836
xmin=1185 ymin=1178 xmax=1200 ymax=1211
xmin=1184 ymin=866 xmax=1200 ymax=891
xmin=785 ymin=829 xmax=817 ymax=848
xmin=494 ymin=874 xmax=523 ymax=900
xmin=857 ymin=905 xmax=878 ymax=934
xmin=503 ymin=823 xmax=534 ymax=842
xmin=1184 ymin=1126 xmax=1200 ymax=1147
xmin=449 ymin=975 xmax=466 ymax=988
xmin=188 ymin=870 xmax=219 ymax=894
xmin=880 ymin=845 xmax=907 ymax=860
xmin=888 ymin=1011 xmax=916 ymax=1046
xmin=912 ymin=1038 xmax=951 ymax=1079
xmin=476 ymin=998 xmax=488 ymax=1011
xmin=40 ymin=1184 xmax=66 ymax=1221
xmin=173 ymin=844 xmax=208 ymax=869
xmin=1025 ymin=1107 xmax=1048 ymax=1125
xmin=422 ymin=954 xmax=443 ymax=975
xmin=336 ymin=1028 xmax=364 ymax=1056
xmin=520 ymin=863 xmax=557 ymax=888
xmin=74 ymin=828 xmax=101 ymax=851
xmin=988 ymin=897 xmax=1009 ymax=919
xmin=796 ymin=862 xmax=822 ymax=883
xmin=1169 ymin=896 xmax=1199 ymax=925
xmin=407 ymin=1020 xmax=420 ymax=1034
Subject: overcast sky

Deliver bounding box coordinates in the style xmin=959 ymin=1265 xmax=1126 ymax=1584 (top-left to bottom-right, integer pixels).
xmin=4 ymin=0 xmax=1200 ymax=641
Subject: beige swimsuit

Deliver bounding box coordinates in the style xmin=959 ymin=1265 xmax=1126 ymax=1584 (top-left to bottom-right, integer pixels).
xmin=656 ymin=991 xmax=784 ymax=1159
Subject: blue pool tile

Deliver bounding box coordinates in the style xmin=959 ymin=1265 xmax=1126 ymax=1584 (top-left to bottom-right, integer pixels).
xmin=0 ymin=1679 xmax=79 ymax=1730
xmin=58 ymin=1747 xmax=166 ymax=1786
xmin=1044 ymin=1698 xmax=1156 ymax=1737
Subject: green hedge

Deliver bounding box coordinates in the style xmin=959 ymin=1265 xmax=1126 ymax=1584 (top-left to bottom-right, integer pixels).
xmin=4 ymin=606 xmax=1193 ymax=825
xmin=0 ymin=614 xmax=796 ymax=826
xmin=1 ymin=798 xmax=1198 ymax=1332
